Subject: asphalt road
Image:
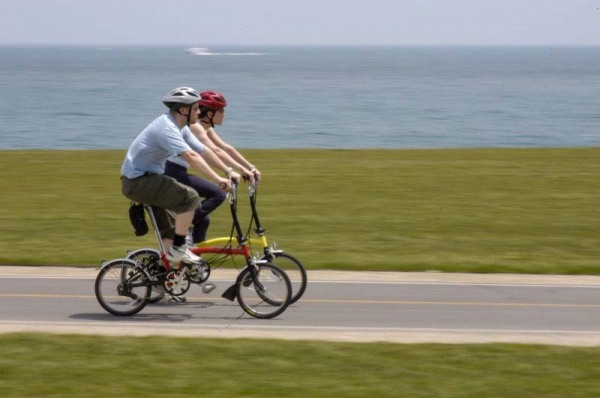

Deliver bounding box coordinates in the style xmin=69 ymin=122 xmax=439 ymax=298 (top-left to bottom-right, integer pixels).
xmin=1 ymin=266 xmax=599 ymax=346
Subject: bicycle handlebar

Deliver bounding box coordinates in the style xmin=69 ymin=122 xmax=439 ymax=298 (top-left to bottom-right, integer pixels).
xmin=248 ymin=179 xmax=259 ymax=197
xmin=227 ymin=177 xmax=240 ymax=205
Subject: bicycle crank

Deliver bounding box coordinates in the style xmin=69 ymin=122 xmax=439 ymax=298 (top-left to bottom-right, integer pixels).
xmin=163 ymin=269 xmax=191 ymax=296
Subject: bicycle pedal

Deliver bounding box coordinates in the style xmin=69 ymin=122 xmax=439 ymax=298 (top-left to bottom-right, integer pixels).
xmin=202 ymin=283 xmax=216 ymax=294
xmin=169 ymin=295 xmax=186 ymax=303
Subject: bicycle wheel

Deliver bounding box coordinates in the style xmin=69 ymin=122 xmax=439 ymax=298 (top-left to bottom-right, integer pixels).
xmin=126 ymin=248 xmax=165 ymax=304
xmin=95 ymin=259 xmax=150 ymax=316
xmin=262 ymin=252 xmax=307 ymax=304
xmin=236 ymin=263 xmax=292 ymax=319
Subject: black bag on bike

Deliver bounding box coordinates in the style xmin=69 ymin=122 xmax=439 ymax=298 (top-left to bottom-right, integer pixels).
xmin=128 ymin=202 xmax=148 ymax=236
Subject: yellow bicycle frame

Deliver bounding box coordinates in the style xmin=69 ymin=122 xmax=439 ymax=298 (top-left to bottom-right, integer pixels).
xmin=195 ymin=236 xmax=269 ymax=250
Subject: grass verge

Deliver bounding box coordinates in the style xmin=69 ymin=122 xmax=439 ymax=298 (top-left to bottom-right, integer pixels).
xmin=0 ymin=148 xmax=598 ymax=273
xmin=0 ymin=333 xmax=599 ymax=398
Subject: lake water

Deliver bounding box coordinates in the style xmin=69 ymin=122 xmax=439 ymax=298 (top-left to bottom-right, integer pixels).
xmin=1 ymin=45 xmax=599 ymax=149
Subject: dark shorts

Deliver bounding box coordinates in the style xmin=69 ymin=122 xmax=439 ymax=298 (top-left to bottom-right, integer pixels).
xmin=121 ymin=173 xmax=201 ymax=239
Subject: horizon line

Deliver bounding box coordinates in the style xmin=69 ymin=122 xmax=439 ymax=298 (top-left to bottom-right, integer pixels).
xmin=1 ymin=43 xmax=600 ymax=48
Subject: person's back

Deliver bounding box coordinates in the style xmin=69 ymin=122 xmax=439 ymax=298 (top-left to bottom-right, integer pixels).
xmin=122 ymin=113 xmax=190 ymax=178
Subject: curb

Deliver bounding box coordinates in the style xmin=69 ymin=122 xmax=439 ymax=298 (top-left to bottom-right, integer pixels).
xmin=1 ymin=265 xmax=600 ymax=285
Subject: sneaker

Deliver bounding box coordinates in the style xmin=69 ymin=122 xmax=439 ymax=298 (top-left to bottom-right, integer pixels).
xmin=167 ymin=244 xmax=202 ymax=264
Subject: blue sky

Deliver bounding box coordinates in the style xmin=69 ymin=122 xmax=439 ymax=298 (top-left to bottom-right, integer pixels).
xmin=1 ymin=0 xmax=599 ymax=46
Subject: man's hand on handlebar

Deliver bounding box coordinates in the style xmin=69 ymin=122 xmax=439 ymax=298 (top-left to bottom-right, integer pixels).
xmin=218 ymin=177 xmax=232 ymax=192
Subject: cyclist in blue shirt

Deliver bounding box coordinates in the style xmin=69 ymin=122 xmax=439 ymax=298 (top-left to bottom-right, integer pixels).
xmin=120 ymin=87 xmax=235 ymax=264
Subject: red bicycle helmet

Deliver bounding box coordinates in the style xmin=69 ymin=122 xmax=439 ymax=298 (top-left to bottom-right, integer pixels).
xmin=199 ymin=91 xmax=227 ymax=110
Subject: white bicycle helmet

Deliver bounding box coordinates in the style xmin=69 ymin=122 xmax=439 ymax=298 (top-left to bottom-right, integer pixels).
xmin=162 ymin=87 xmax=200 ymax=108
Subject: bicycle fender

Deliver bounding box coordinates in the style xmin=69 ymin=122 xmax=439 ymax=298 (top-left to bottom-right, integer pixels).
xmin=126 ymin=248 xmax=161 ymax=260
xmin=99 ymin=258 xmax=142 ymax=272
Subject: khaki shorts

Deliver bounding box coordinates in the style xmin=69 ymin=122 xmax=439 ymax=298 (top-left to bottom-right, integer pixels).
xmin=121 ymin=173 xmax=201 ymax=239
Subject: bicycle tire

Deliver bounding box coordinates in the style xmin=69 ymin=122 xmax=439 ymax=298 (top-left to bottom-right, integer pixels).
xmin=236 ymin=262 xmax=292 ymax=319
xmin=261 ymin=252 xmax=307 ymax=304
xmin=126 ymin=248 xmax=166 ymax=304
xmin=95 ymin=258 xmax=150 ymax=316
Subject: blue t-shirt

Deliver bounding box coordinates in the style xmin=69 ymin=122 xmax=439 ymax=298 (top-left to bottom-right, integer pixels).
xmin=121 ymin=113 xmax=205 ymax=178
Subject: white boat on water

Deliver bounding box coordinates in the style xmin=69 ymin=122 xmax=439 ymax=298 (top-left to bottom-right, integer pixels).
xmin=185 ymin=47 xmax=210 ymax=55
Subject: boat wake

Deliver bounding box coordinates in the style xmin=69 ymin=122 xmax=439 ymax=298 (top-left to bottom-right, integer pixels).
xmin=185 ymin=47 xmax=266 ymax=56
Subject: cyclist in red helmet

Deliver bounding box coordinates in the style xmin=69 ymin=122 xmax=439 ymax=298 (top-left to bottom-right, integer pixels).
xmin=164 ymin=90 xmax=260 ymax=245
xmin=198 ymin=91 xmax=262 ymax=182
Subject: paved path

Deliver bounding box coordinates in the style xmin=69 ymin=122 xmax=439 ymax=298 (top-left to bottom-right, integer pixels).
xmin=1 ymin=266 xmax=599 ymax=346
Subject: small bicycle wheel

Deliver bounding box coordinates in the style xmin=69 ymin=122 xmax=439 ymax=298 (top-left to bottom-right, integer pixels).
xmin=126 ymin=248 xmax=166 ymax=304
xmin=236 ymin=263 xmax=292 ymax=319
xmin=95 ymin=259 xmax=150 ymax=316
xmin=262 ymin=252 xmax=307 ymax=304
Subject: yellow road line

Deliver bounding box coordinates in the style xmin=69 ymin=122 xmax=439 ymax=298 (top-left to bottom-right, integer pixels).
xmin=0 ymin=293 xmax=92 ymax=299
xmin=301 ymin=299 xmax=600 ymax=308
xmin=0 ymin=293 xmax=599 ymax=308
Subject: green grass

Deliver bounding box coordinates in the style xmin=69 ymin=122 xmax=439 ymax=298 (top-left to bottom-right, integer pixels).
xmin=0 ymin=334 xmax=599 ymax=398
xmin=1 ymin=148 xmax=599 ymax=273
